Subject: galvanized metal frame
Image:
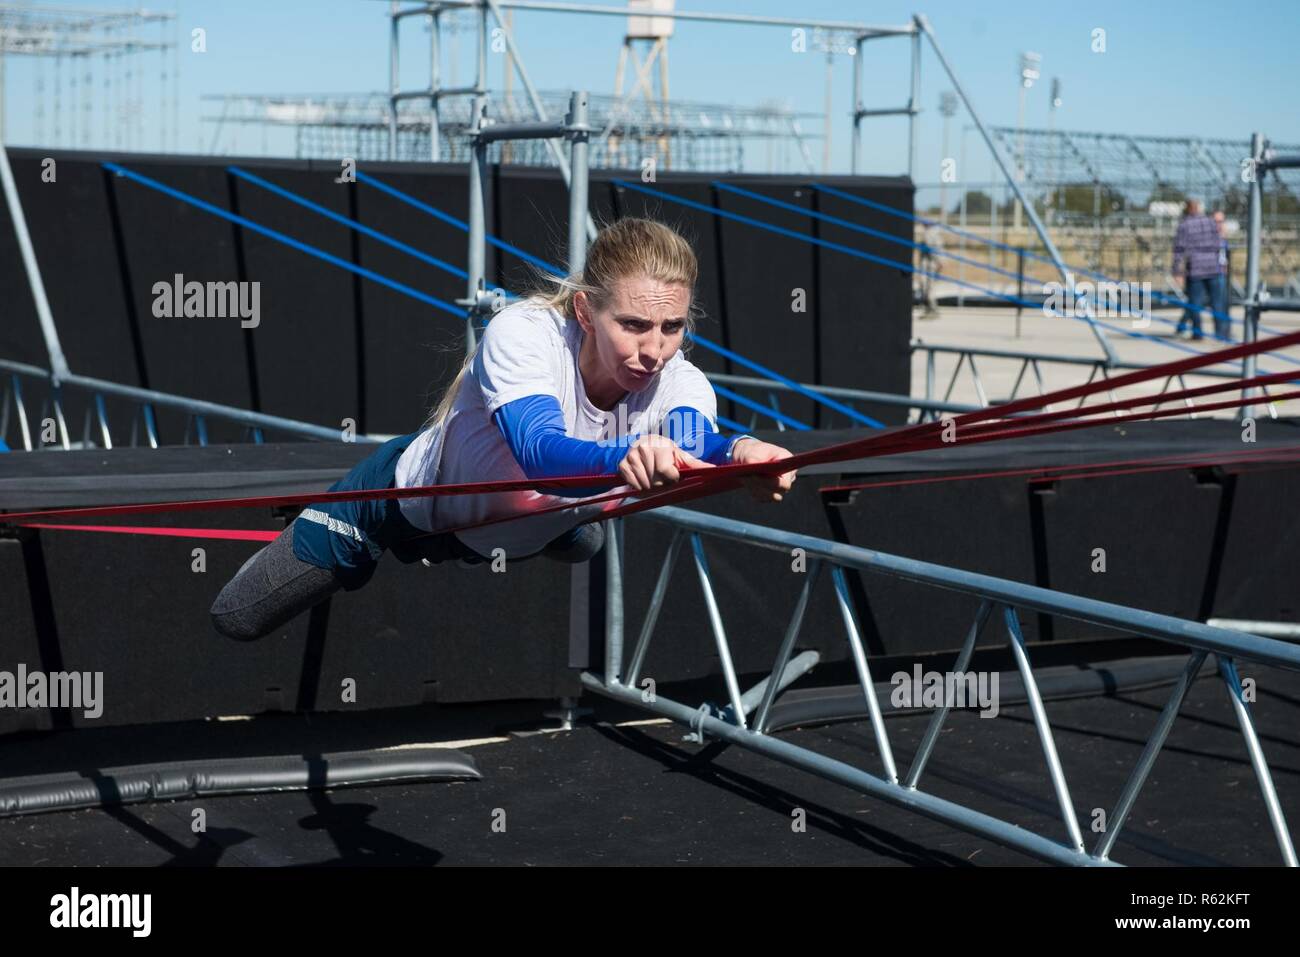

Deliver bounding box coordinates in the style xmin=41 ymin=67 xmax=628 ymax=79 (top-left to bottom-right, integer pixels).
xmin=461 ymin=87 xmax=590 ymax=358
xmin=912 ymin=340 xmax=1279 ymax=422
xmin=0 ymin=357 xmax=375 ymax=451
xmin=1241 ymin=134 xmax=1300 ymax=418
xmin=582 ymin=504 xmax=1299 ymax=866
xmin=0 ymin=144 xmax=70 ymax=382
xmin=707 ymin=370 xmax=978 ymax=429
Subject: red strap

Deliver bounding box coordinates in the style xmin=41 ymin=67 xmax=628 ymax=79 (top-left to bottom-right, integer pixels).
xmin=4 ymin=330 xmax=1295 ymax=536
xmin=822 ymin=443 xmax=1300 ymax=494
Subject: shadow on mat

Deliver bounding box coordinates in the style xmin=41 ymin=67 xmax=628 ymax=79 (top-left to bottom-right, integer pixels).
xmin=588 ymin=721 xmax=976 ymax=867
xmin=291 ymin=754 xmax=444 ymax=866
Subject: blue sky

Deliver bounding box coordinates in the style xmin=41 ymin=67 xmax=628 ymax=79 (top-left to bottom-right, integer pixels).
xmin=5 ymin=0 xmax=1297 ymax=176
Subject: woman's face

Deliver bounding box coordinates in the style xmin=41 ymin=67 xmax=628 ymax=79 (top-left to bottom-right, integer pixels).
xmin=575 ymin=275 xmax=690 ymax=401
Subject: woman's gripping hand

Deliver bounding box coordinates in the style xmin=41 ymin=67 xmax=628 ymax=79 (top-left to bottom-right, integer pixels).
xmin=730 ymin=438 xmax=797 ymax=503
xmin=618 ymin=433 xmax=713 ymax=491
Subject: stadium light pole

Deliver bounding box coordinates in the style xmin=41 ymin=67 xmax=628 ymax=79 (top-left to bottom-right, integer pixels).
xmin=938 ymin=90 xmax=957 ymax=223
xmin=1046 ymin=77 xmax=1061 ymax=224
xmin=1014 ymin=51 xmax=1040 ymax=231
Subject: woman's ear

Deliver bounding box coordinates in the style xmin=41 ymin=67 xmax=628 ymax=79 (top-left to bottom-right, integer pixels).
xmin=573 ymin=291 xmax=592 ymax=333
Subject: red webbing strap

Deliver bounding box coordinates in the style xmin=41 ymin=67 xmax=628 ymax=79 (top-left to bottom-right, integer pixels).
xmin=821 ymin=443 xmax=1300 ymax=495
xmin=3 ymin=329 xmax=1296 ymax=535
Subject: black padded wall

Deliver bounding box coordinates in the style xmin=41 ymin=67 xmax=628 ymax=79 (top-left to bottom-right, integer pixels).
xmin=4 ymin=155 xmax=140 ymax=384
xmin=814 ymin=177 xmax=914 ymax=427
xmin=349 ymin=163 xmax=475 ymax=435
xmin=104 ymin=157 xmax=255 ymax=443
xmin=492 ymin=164 xmax=570 ymax=292
xmin=712 ymin=178 xmax=820 ymax=429
xmin=226 ymin=162 xmax=361 ymax=434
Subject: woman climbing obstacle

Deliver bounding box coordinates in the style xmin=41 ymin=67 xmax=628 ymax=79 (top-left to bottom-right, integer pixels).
xmin=210 ymin=218 xmax=797 ymax=641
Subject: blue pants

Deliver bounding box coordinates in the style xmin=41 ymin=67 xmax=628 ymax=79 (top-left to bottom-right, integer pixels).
xmin=291 ymin=431 xmax=604 ymax=590
xmin=1212 ymin=274 xmax=1231 ymax=341
xmin=291 ymin=432 xmax=472 ymax=590
xmin=1178 ymin=275 xmax=1225 ymax=340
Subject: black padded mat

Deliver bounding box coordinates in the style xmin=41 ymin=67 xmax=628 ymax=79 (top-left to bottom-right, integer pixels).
xmin=0 ymin=661 xmax=1295 ymax=865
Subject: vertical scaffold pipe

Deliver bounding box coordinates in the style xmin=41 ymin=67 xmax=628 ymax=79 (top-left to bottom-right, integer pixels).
xmin=465 ymin=102 xmax=487 ymax=356
xmin=567 ymin=91 xmax=590 ymax=275
xmin=388 ymin=2 xmax=400 ymax=161
xmin=1243 ymin=132 xmax=1264 ymax=420
xmin=0 ymin=144 xmax=71 ymax=382
xmin=429 ymin=9 xmax=442 ymax=162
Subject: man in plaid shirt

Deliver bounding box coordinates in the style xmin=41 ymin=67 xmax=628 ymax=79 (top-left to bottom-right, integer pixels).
xmin=1172 ymin=199 xmax=1227 ymax=341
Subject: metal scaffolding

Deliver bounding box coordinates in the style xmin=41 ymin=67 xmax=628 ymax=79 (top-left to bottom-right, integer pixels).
xmin=920 ymin=128 xmax=1300 ymax=297
xmin=992 ymin=127 xmax=1300 ymax=216
xmin=0 ymin=1 xmax=178 ymax=152
xmin=200 ymin=88 xmax=823 ymax=172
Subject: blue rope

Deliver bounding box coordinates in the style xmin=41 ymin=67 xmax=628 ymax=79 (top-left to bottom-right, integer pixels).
xmin=710 ymin=383 xmax=811 ymax=431
xmin=735 ymin=178 xmax=1279 ymax=360
xmin=229 ymin=166 xmax=467 ymax=280
xmin=105 ymin=163 xmax=837 ymax=431
xmin=104 ymin=163 xmax=462 ymax=316
xmin=355 ymin=171 xmax=562 ymax=275
xmin=714 ymin=180 xmax=1031 ymax=290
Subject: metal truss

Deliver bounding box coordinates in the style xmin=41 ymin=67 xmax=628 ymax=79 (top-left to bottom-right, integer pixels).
xmin=581 ymin=506 xmax=1299 ymax=866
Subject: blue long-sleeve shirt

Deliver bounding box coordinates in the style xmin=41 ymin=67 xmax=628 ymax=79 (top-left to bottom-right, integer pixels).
xmin=492 ymin=394 xmax=740 ymax=497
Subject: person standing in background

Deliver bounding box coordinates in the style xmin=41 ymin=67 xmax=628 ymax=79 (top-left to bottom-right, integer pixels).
xmin=918 ymin=222 xmax=943 ymax=318
xmin=1172 ymin=199 xmax=1223 ymax=341
xmin=1212 ymin=209 xmax=1232 ymax=341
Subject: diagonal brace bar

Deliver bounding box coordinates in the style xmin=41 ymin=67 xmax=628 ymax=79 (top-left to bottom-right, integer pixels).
xmin=1004 ymin=605 xmax=1085 ymax=851
xmin=1217 ymin=655 xmax=1297 ymax=865
xmin=753 ymin=558 xmax=824 ymax=733
xmin=905 ymin=599 xmax=993 ymax=788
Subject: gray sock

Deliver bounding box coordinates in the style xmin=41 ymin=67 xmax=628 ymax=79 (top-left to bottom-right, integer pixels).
xmin=210 ymin=523 xmax=344 ymax=641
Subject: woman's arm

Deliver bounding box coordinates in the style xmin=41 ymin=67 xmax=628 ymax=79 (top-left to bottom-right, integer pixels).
xmin=493 ymin=394 xmax=781 ymax=499
xmin=493 ymin=396 xmax=742 ymax=497
xmin=493 ymin=394 xmax=628 ymax=497
xmin=661 ymin=405 xmax=754 ymax=465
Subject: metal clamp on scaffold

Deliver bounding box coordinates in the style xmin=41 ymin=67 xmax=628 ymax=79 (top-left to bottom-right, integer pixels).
xmin=459 ymin=90 xmax=591 ymax=357
xmin=456 ymin=279 xmax=506 ymax=327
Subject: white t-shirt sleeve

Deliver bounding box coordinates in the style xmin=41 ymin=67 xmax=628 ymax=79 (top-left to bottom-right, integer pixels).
xmin=655 ymin=360 xmax=719 ymax=431
xmin=473 ymin=304 xmax=565 ymax=415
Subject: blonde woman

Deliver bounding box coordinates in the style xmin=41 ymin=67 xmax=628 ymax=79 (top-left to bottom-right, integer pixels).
xmin=211 ymin=218 xmax=796 ymax=641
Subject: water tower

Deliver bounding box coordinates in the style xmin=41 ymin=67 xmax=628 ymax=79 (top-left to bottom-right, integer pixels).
xmin=611 ymin=0 xmax=675 ymax=168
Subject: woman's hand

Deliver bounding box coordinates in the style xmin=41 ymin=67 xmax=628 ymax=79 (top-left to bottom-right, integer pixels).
xmin=731 ymin=438 xmax=797 ymax=502
xmin=618 ymin=433 xmax=713 ymax=491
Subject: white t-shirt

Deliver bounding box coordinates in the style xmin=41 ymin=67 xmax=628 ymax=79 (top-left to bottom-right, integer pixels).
xmin=394 ymin=298 xmax=718 ymax=559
